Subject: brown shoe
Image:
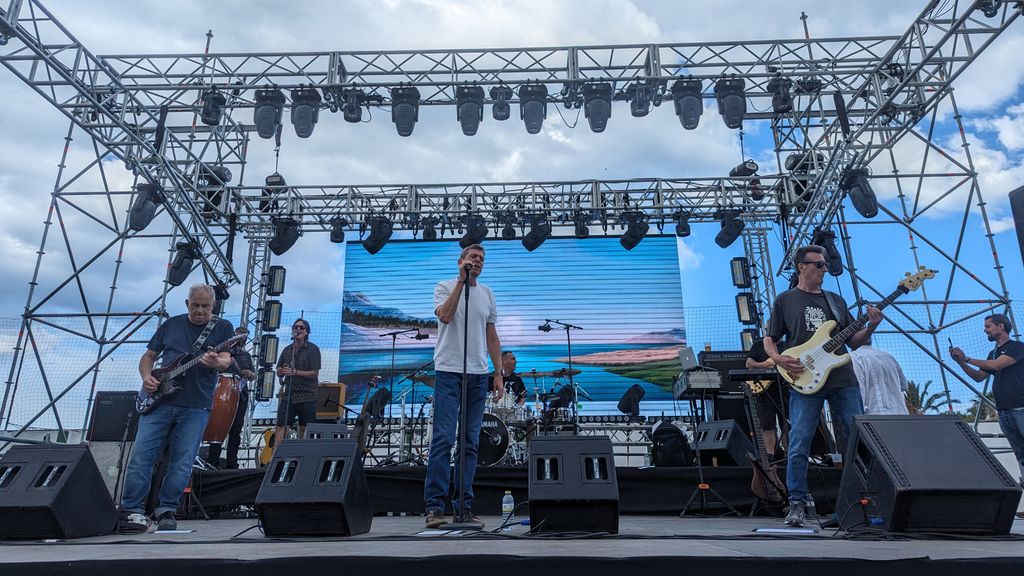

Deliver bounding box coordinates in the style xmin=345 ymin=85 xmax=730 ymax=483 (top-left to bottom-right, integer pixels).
xmin=425 ymin=509 xmax=446 ymax=528
xmin=1015 ymin=511 xmax=1024 ymax=519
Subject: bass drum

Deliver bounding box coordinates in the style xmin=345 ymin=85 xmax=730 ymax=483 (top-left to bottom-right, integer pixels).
xmin=202 ymin=374 xmax=239 ymax=443
xmin=477 ymin=413 xmax=509 ymax=466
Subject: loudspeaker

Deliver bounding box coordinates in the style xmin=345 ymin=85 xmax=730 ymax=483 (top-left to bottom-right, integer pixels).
xmin=87 ymin=391 xmax=139 ymax=442
xmin=87 ymin=441 xmax=134 ymax=500
xmin=693 ymin=419 xmax=753 ymax=467
xmin=650 ymin=420 xmax=695 ymax=466
xmin=255 ymin=438 xmax=372 ymax=536
xmin=1010 ymin=185 xmax=1024 ymax=268
xmin=303 ymin=423 xmax=350 ymax=440
xmin=528 ymin=435 xmax=619 ymax=533
xmin=837 ymin=415 xmax=1022 ymax=534
xmin=0 ymin=444 xmax=118 ymax=539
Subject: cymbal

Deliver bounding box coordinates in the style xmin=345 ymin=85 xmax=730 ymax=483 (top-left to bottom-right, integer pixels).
xmin=526 ymin=368 xmax=581 ymax=378
xmin=409 ymin=373 xmax=435 ymax=386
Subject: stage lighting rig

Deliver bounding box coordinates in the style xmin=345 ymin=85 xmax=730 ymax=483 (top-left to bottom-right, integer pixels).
xmin=730 ymin=257 xmax=751 ymax=288
xmin=266 ymin=265 xmax=287 ymax=296
xmin=522 ymin=216 xmax=552 ymax=252
xmin=253 ymin=88 xmax=286 ymax=139
xmin=840 ymin=166 xmax=879 ymax=218
xmin=269 ymin=216 xmax=301 ymax=256
xmin=619 ymin=211 xmax=649 ymax=250
xmin=812 ymin=228 xmax=845 ymax=276
xmin=362 ymin=215 xmax=394 ymax=254
xmin=391 ymin=86 xmax=421 ymax=137
xmin=290 ymin=86 xmax=322 ymax=138
xmin=729 ymin=160 xmax=758 ymax=178
xmin=456 ymin=85 xmax=485 ymax=136
xmin=421 ymin=215 xmax=438 ymax=241
xmin=573 ymin=212 xmax=591 ymax=239
xmin=977 ymin=0 xmax=1001 ymax=18
xmin=460 ymin=214 xmax=488 ymax=247
xmin=625 ymin=82 xmax=652 ymax=117
xmin=167 ymin=241 xmax=200 ymax=287
xmin=519 ymin=83 xmax=548 ymax=134
xmin=330 ymin=217 xmax=348 ymax=244
xmin=200 ymin=88 xmax=227 ymax=126
xmin=671 ymin=78 xmax=703 ymax=130
xmin=490 ymin=85 xmax=513 ymax=121
xmin=714 ymin=77 xmax=746 ymax=129
xmin=582 ymin=82 xmax=613 ymax=132
xmin=735 ymin=293 xmax=758 ymax=325
xmin=340 ymin=88 xmax=367 ymax=123
xmin=128 ymin=182 xmax=164 ymax=232
xmin=766 ymin=76 xmax=793 ymax=114
xmin=673 ymin=211 xmax=691 ymax=238
xmin=715 ymin=210 xmax=745 ymax=248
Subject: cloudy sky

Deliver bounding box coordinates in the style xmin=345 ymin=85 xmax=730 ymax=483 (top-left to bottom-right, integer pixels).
xmin=1 ymin=0 xmax=1023 ymax=327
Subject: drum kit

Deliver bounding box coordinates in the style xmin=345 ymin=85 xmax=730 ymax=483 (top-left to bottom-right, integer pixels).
xmin=385 ymin=368 xmax=585 ymax=467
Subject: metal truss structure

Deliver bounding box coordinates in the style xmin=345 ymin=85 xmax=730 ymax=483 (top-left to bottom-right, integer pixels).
xmin=1 ymin=0 xmax=1020 ymax=438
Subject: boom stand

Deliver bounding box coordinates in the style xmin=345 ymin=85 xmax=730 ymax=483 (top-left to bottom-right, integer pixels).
xmin=680 ymin=389 xmax=741 ymax=517
xmin=543 ymin=319 xmax=583 ymax=434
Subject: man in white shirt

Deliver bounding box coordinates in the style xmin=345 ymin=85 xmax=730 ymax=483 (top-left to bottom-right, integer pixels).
xmin=850 ymin=338 xmax=909 ymax=415
xmin=423 ymin=244 xmax=503 ymax=528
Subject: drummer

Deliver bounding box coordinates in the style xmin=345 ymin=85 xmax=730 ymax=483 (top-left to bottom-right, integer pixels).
xmin=499 ymin=351 xmax=527 ymax=406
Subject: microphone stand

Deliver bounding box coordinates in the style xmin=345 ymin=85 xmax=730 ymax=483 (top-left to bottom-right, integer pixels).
xmin=443 ymin=264 xmax=484 ymax=530
xmin=380 ymin=328 xmax=422 ymax=459
xmin=542 ymin=319 xmax=583 ymax=434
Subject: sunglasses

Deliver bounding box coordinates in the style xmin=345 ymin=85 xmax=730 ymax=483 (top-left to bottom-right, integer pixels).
xmin=800 ymin=261 xmax=828 ymax=269
xmin=291 ymin=326 xmax=307 ymax=331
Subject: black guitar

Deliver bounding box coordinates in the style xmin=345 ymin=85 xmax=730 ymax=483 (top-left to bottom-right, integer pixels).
xmin=136 ymin=334 xmax=246 ymax=414
xmin=741 ymin=382 xmax=787 ymax=505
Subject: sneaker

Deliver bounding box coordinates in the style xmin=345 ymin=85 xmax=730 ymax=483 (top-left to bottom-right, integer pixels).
xmin=455 ymin=510 xmax=485 ymax=527
xmin=424 ymin=509 xmax=446 ymax=529
xmin=117 ymin=511 xmax=151 ymax=535
xmin=785 ymin=501 xmax=806 ymax=527
xmin=156 ymin=511 xmax=177 ymax=531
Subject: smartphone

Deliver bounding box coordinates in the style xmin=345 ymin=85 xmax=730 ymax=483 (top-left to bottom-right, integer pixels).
xmin=947 ymin=337 xmax=954 ymax=348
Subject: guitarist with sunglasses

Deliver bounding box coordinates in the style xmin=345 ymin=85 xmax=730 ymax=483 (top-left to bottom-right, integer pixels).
xmin=764 ymin=245 xmax=881 ymax=527
xmin=117 ymin=284 xmax=234 ymax=534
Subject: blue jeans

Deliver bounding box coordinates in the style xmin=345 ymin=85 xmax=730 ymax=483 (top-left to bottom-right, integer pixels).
xmin=997 ymin=407 xmax=1024 ymax=480
xmin=786 ymin=385 xmax=863 ymax=503
xmin=424 ymin=371 xmax=489 ymax=514
xmin=120 ymin=403 xmax=210 ymax=518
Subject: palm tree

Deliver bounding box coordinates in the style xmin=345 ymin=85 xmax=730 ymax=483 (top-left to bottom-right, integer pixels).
xmin=962 ymin=391 xmax=998 ymax=422
xmin=905 ymin=380 xmax=959 ymax=414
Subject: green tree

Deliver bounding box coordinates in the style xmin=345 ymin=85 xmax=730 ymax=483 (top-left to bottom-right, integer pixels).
xmin=905 ymin=380 xmax=959 ymax=414
xmin=962 ymin=390 xmax=997 ymax=422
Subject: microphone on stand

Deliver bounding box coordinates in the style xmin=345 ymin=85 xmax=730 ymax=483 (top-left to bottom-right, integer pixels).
xmin=414 ymin=331 xmax=429 ymax=340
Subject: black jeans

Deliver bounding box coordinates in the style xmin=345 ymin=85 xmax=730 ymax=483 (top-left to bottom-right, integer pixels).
xmin=207 ymin=387 xmax=249 ymax=468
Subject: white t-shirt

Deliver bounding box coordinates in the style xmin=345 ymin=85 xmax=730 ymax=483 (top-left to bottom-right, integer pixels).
xmin=433 ymin=278 xmax=497 ymax=374
xmin=850 ymin=345 xmax=910 ymax=415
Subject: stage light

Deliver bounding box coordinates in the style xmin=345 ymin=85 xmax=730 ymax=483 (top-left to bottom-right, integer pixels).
xmin=421 ymin=216 xmax=438 ymax=241
xmin=619 ymin=211 xmax=649 ymax=250
xmin=519 ymin=83 xmax=548 ymax=134
xmin=538 ymin=322 xmax=553 ymax=332
xmin=501 ymin=220 xmax=517 ymax=240
xmin=253 ymin=88 xmax=286 ymax=139
xmin=617 ymin=384 xmax=645 ymax=418
xmin=735 ymin=292 xmax=758 ymax=325
xmin=671 ymin=78 xmax=703 ymax=130
xmin=730 ymin=257 xmax=751 ymax=288
xmin=262 ymin=300 xmax=283 ymax=331
xmin=673 ymin=211 xmax=691 ymax=238
xmin=330 ymin=217 xmax=348 ymax=244
xmin=167 ymin=241 xmax=199 ymax=287
xmin=269 ymin=216 xmax=301 ymax=256
xmin=574 ymin=212 xmax=591 ymax=239
xmin=342 ymin=89 xmax=365 ymax=123
xmin=290 ymin=86 xmax=322 ymax=138
xmin=627 ymin=82 xmax=652 ymax=117
xmin=714 ymin=77 xmax=746 ymax=129
xmin=200 ymin=89 xmax=227 ymax=126
xmin=257 ymin=369 xmax=276 ymax=401
xmin=362 ymin=215 xmax=394 ymax=255
xmin=213 ymin=282 xmax=230 ymax=303
xmin=260 ymin=172 xmax=286 ymax=214
xmin=715 ymin=210 xmax=745 ymax=248
xmin=767 ymin=76 xmax=793 ymax=114
xmin=266 ymin=265 xmax=287 ymax=296
xmin=390 ymin=86 xmax=421 ymax=137
xmin=522 ymin=218 xmax=552 ymax=252
xmin=128 ymin=182 xmax=164 ymax=232
xmin=490 ymin=85 xmax=513 ymax=121
xmin=729 ymin=160 xmax=758 ymax=178
xmin=456 ymin=85 xmax=485 ymax=136
xmin=460 ymin=214 xmax=488 ymax=248
xmin=840 ymin=167 xmax=879 ymax=219
xmin=978 ymin=0 xmax=1000 ymax=18
xmin=740 ymin=328 xmax=759 ymax=352
xmin=812 ymin=228 xmax=844 ymax=277
xmin=259 ymin=334 xmax=279 ymax=366
xmin=582 ymin=82 xmax=613 ymax=133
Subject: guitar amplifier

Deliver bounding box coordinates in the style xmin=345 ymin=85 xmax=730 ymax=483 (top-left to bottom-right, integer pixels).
xmin=87 ymin=391 xmax=139 ymax=442
xmin=315 ymin=382 xmax=347 ymax=421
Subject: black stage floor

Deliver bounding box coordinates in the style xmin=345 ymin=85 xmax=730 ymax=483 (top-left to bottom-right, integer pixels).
xmin=2 ymin=515 xmax=1024 ymax=576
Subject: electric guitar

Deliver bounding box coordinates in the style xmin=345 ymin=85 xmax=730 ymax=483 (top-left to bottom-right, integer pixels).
xmin=742 ymin=382 xmax=786 ymax=505
xmin=136 ymin=334 xmax=246 ymax=414
xmin=779 ymin=266 xmax=936 ymax=394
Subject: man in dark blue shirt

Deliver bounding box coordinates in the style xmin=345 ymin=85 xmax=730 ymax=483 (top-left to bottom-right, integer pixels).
xmin=951 ymin=313 xmax=1024 ymax=493
xmin=117 ymin=284 xmax=233 ymax=533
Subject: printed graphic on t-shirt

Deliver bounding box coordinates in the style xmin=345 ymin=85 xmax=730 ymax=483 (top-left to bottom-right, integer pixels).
xmin=804 ymin=306 xmax=827 ymax=332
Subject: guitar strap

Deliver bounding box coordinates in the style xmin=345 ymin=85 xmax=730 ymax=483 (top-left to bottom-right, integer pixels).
xmin=820 ymin=290 xmax=846 ymax=329
xmin=190 ymin=315 xmax=221 ymax=356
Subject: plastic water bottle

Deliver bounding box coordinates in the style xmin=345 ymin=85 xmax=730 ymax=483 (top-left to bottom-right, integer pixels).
xmin=501 ymin=490 xmax=515 ymax=531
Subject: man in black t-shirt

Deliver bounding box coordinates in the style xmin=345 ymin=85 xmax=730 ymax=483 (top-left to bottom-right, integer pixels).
xmin=273 ymin=318 xmax=322 ymax=451
xmin=500 ymin=351 xmax=527 ymax=405
xmin=951 ymin=313 xmax=1024 ymax=486
xmin=764 ymin=245 xmax=880 ymax=527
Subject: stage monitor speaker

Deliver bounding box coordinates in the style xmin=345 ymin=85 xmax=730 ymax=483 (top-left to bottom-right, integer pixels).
xmin=651 ymin=421 xmax=695 ymax=466
xmin=316 ymin=382 xmax=347 ymax=421
xmin=1010 ymin=185 xmax=1024 ymax=269
xmin=693 ymin=419 xmax=753 ymax=467
xmin=528 ymin=435 xmax=619 ymax=533
xmin=87 ymin=391 xmax=139 ymax=442
xmin=0 ymin=444 xmax=118 ymax=539
xmin=255 ymin=438 xmax=372 ymax=536
xmin=837 ymin=415 xmax=1022 ymax=534
xmin=303 ymin=423 xmax=350 ymax=440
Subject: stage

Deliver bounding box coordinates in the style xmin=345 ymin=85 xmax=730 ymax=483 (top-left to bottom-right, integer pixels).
xmin=2 ymin=515 xmax=1023 ymax=576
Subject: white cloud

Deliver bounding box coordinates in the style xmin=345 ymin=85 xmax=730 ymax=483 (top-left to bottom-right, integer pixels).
xmin=969 ymin=103 xmax=1024 ymax=151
